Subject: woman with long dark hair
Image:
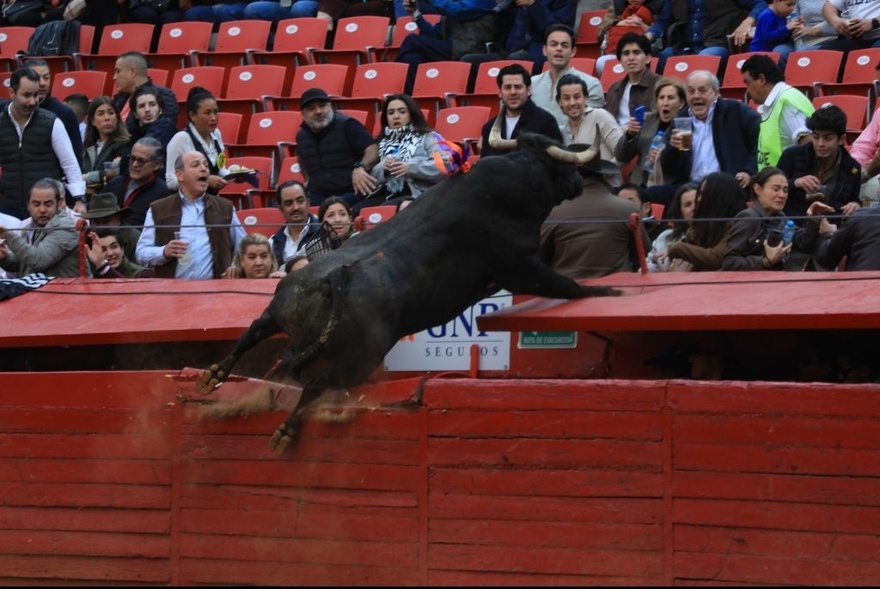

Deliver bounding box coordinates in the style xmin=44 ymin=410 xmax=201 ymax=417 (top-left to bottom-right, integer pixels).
xmin=358 ymin=93 xmax=446 ymax=212
xmin=723 ymin=166 xmax=834 ymax=271
xmin=82 ymin=96 xmax=131 ymax=192
xmin=165 ymin=86 xmax=229 ymax=194
xmin=667 ymin=172 xmax=747 ymax=271
xmin=647 ymin=182 xmax=698 ymax=272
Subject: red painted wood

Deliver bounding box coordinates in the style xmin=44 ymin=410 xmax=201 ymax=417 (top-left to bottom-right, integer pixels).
xmin=0 ymin=507 xmax=170 ymax=534
xmin=1 ymin=371 xmax=880 ymax=585
xmin=0 ymin=555 xmax=171 ymax=583
xmin=0 ymin=530 xmax=168 ymax=558
xmin=0 ymin=458 xmax=171 ymax=484
xmin=429 ymin=543 xmax=664 ymax=577
xmin=429 ymin=519 xmax=662 ymax=550
xmin=180 ymin=507 xmax=418 ymax=540
xmin=478 ymin=271 xmax=880 ymax=332
xmin=429 ymin=494 xmax=662 ymax=524
xmin=0 ymin=279 xmax=276 ymax=347
xmin=428 ymin=409 xmax=662 ymax=438
xmin=179 ymin=559 xmax=419 ymax=585
xmin=428 ymin=438 xmax=662 ymax=469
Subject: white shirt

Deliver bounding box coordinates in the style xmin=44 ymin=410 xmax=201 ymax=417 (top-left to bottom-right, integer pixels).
xmin=531 ymin=66 xmax=605 ymax=126
xmin=135 ymin=192 xmax=247 ymax=279
xmin=275 ymin=217 xmax=315 ymax=262
xmin=616 ymin=82 xmax=633 ymax=127
xmin=165 ymin=124 xmax=229 ymax=191
xmin=4 ymin=103 xmax=86 ymax=199
xmin=690 ymin=100 xmax=722 ymax=182
xmin=828 ymin=0 xmax=880 ymax=40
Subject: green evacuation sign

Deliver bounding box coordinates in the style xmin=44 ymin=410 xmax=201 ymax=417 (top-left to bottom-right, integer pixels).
xmin=518 ymin=331 xmax=577 ymax=349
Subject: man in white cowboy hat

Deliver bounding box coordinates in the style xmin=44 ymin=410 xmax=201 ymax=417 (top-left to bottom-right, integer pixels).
xmin=79 ymin=192 xmax=140 ymax=263
xmin=539 ymin=144 xmax=649 ymax=278
xmin=0 ymin=178 xmax=80 ymax=278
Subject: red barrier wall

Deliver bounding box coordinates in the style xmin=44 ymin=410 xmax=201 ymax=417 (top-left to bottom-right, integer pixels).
xmin=1 ymin=372 xmax=879 ymax=585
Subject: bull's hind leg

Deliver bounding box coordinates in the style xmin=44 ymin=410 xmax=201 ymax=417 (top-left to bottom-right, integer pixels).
xmin=269 ymin=385 xmax=324 ymax=453
xmin=195 ymin=310 xmax=282 ymax=395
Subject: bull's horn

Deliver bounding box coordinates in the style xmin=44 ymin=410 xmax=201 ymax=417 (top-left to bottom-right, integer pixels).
xmin=546 ymin=124 xmax=601 ymax=164
xmin=488 ymin=104 xmax=517 ymax=152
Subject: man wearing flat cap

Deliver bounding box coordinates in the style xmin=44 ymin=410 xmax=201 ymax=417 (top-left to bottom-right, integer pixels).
xmin=80 ymin=192 xmax=141 ymax=263
xmin=539 ymin=145 xmax=649 ymax=278
xmin=295 ymin=87 xmax=379 ymax=207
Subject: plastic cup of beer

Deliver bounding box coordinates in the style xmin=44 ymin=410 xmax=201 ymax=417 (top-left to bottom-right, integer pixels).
xmin=174 ymin=230 xmax=192 ymax=265
xmin=674 ymin=117 xmax=693 ymax=151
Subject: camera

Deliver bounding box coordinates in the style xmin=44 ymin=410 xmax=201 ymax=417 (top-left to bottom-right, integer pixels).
xmin=765 ymin=229 xmax=782 ymax=248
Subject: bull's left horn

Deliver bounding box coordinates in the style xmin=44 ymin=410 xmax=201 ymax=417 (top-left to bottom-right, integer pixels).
xmin=488 ymin=104 xmax=517 ymax=152
xmin=547 ymin=124 xmax=601 ymax=164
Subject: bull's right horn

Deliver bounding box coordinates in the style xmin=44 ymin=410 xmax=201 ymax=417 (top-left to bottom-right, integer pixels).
xmin=487 ymin=104 xmax=517 ymax=152
xmin=546 ymin=124 xmax=601 ymax=164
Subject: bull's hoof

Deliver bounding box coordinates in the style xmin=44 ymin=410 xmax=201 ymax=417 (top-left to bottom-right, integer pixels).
xmin=195 ymin=364 xmax=226 ymax=396
xmin=269 ymin=422 xmax=297 ymax=454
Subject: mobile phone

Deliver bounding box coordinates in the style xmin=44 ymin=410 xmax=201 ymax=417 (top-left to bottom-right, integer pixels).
xmin=766 ymin=229 xmax=782 ymax=248
xmin=634 ymin=105 xmax=646 ymax=125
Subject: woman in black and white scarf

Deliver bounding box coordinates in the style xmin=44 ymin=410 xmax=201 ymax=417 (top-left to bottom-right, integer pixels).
xmin=361 ymin=93 xmax=447 ymax=211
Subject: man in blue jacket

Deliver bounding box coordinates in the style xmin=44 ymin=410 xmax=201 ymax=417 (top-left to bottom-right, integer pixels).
xmin=651 ymin=69 xmax=759 ymax=206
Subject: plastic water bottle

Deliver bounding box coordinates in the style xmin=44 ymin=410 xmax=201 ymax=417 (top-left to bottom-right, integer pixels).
xmin=386 ymin=146 xmax=405 ymax=195
xmin=644 ymin=131 xmax=665 ymax=174
xmin=782 ymin=219 xmax=796 ymax=263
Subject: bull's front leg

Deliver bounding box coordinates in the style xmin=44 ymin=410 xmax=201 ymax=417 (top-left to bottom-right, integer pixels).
xmin=196 ymin=310 xmax=282 ymax=395
xmin=497 ymin=256 xmax=622 ymax=299
xmin=269 ymin=385 xmax=324 ymax=453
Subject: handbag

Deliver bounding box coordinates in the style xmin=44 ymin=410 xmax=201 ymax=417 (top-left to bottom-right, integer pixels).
xmin=2 ymin=0 xmax=44 ymax=24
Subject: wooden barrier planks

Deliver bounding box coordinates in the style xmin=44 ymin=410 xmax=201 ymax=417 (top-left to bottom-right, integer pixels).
xmin=2 ymin=371 xmax=880 ymax=585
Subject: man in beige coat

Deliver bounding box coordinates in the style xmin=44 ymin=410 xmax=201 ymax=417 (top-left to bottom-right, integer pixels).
xmin=0 ymin=178 xmax=79 ymax=278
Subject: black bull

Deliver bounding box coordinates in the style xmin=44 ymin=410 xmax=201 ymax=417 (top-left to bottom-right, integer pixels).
xmin=196 ymin=132 xmax=621 ymax=452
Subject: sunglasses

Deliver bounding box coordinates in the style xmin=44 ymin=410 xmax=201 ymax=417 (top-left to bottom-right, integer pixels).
xmin=130 ymin=156 xmax=156 ymax=166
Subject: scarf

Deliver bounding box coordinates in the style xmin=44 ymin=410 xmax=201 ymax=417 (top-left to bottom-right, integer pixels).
xmin=378 ymin=124 xmax=423 ymax=163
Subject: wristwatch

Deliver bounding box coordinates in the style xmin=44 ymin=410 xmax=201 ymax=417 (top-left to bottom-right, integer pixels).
xmin=353 ymin=161 xmax=365 ymax=170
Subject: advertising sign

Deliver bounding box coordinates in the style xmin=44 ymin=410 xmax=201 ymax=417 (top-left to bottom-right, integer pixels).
xmin=384 ymin=291 xmax=512 ymax=371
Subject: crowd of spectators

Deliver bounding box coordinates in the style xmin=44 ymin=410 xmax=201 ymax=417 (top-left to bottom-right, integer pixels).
xmin=3 ymin=0 xmax=880 ymax=281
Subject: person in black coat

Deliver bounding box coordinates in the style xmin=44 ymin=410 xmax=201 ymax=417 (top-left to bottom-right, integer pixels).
xmin=776 ymin=104 xmax=862 ymax=226
xmin=104 ymin=137 xmax=169 ymax=229
xmin=650 ymin=69 xmax=760 ymax=206
xmin=479 ymin=63 xmax=563 ymax=157
xmin=815 ymin=207 xmax=880 ymax=271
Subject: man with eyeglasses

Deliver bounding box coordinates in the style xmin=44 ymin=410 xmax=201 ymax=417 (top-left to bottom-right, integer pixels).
xmin=105 ymin=137 xmax=168 ymax=228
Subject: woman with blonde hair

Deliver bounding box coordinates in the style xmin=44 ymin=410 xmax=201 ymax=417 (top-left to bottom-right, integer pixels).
xmin=615 ymin=76 xmax=686 ymax=188
xmin=232 ymin=233 xmax=281 ymax=279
